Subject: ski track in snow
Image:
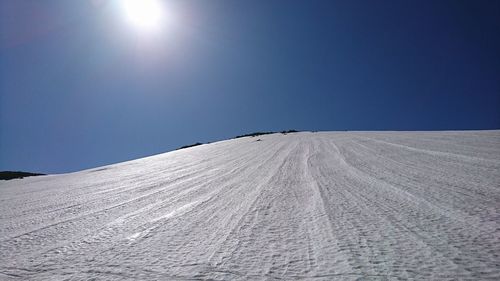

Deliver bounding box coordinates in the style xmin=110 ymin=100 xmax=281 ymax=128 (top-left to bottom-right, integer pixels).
xmin=1 ymin=131 xmax=499 ymax=280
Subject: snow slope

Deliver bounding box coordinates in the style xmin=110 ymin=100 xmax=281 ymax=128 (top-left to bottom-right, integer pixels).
xmin=1 ymin=131 xmax=499 ymax=280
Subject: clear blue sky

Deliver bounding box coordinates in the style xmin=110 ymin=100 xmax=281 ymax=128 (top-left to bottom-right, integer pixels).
xmin=1 ymin=0 xmax=499 ymax=173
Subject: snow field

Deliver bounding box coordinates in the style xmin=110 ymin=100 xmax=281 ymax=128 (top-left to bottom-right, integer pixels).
xmin=1 ymin=131 xmax=499 ymax=280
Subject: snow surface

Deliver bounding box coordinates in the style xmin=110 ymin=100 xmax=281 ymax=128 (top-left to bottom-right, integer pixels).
xmin=1 ymin=131 xmax=499 ymax=280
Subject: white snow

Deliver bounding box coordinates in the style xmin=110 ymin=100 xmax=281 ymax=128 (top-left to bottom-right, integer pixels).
xmin=1 ymin=131 xmax=499 ymax=280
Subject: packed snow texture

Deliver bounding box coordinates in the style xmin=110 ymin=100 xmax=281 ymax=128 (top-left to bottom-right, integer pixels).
xmin=1 ymin=131 xmax=499 ymax=280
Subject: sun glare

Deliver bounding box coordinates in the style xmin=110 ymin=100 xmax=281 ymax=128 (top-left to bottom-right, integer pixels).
xmin=122 ymin=0 xmax=165 ymax=32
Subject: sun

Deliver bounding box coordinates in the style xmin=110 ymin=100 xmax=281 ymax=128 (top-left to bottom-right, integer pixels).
xmin=122 ymin=0 xmax=165 ymax=32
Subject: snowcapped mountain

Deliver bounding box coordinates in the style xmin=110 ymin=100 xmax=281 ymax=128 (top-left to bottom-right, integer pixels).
xmin=1 ymin=131 xmax=499 ymax=280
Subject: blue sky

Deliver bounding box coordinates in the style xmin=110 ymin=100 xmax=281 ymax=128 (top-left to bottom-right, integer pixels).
xmin=1 ymin=0 xmax=499 ymax=173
